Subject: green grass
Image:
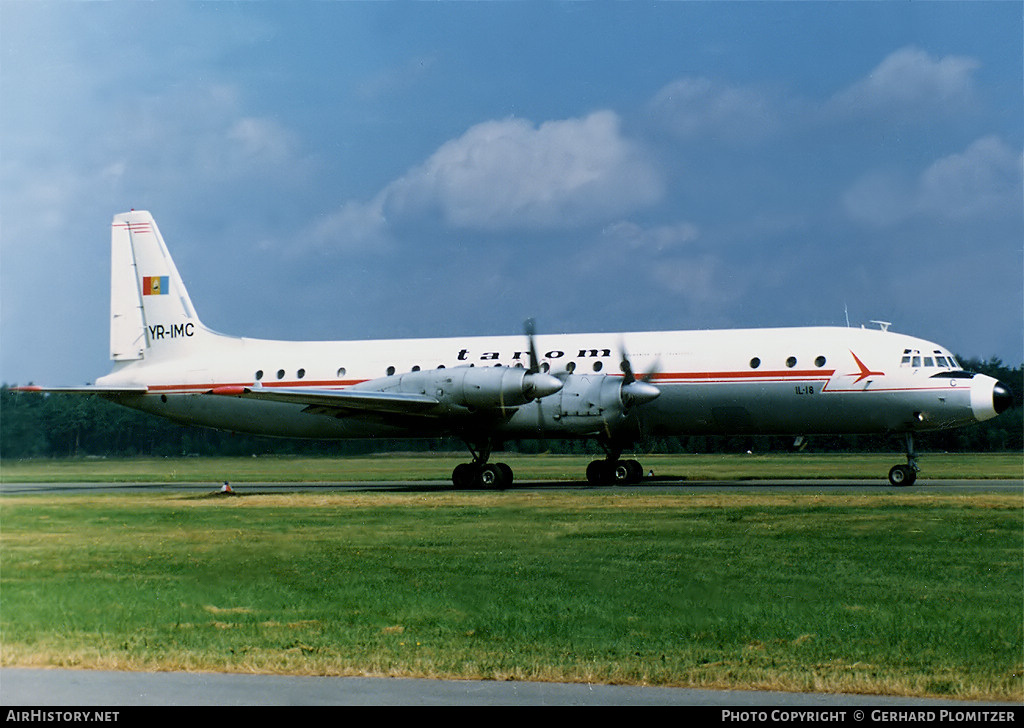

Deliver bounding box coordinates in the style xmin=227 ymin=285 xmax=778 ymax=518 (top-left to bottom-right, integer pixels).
xmin=1 ymin=452 xmax=1021 ymax=482
xmin=1 ymin=490 xmax=1020 ymax=700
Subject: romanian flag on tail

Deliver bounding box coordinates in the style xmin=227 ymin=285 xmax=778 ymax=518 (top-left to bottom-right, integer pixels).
xmin=143 ymin=276 xmax=169 ymax=296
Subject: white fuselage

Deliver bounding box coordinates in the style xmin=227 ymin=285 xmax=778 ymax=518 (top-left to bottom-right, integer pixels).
xmin=95 ymin=324 xmax=998 ymax=441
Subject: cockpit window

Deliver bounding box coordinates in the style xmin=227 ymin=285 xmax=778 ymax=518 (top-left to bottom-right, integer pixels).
xmin=900 ymin=348 xmax=961 ymax=370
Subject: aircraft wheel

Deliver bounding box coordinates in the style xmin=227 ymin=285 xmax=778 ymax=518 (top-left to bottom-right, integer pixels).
xmin=586 ymin=460 xmax=608 ymax=485
xmin=452 ymin=463 xmax=478 ymax=489
xmin=611 ymin=461 xmax=633 ymax=485
xmin=497 ymin=462 xmax=514 ymax=487
xmin=478 ymin=463 xmax=509 ymax=490
xmin=888 ymin=464 xmax=917 ymax=487
xmin=587 ymin=460 xmax=643 ymax=485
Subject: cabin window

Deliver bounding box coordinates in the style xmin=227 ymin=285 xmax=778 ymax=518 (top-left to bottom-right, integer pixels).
xmin=814 ymin=356 xmax=827 ymax=368
xmin=337 ymin=367 xmax=346 ymax=378
xmin=749 ymin=357 xmax=761 ymax=369
xmin=277 ymin=369 xmax=285 ymax=379
xmin=297 ymin=368 xmax=305 ymax=379
xmin=592 ymin=361 xmax=603 ymax=372
xmin=255 ymin=370 xmax=264 ymax=380
xmin=786 ymin=356 xmax=797 ymax=368
xmin=386 ymin=366 xmax=396 ymax=376
xmin=412 ymin=365 xmax=421 ymax=372
xmin=566 ymin=362 xmax=576 ymax=373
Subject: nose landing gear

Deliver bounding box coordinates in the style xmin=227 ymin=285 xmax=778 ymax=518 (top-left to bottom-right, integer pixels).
xmin=888 ymin=433 xmax=919 ymax=486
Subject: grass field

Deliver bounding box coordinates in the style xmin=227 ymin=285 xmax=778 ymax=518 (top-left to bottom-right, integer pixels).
xmin=1 ymin=451 xmax=1021 ymax=483
xmin=1 ymin=485 xmax=1021 ymax=701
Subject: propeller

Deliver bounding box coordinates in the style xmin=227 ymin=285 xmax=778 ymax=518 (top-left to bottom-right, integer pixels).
xmin=522 ymin=318 xmax=557 ymax=438
xmin=618 ymin=338 xmax=660 ymax=407
xmin=524 ymin=318 xmax=541 ymax=374
xmin=520 ymin=318 xmax=562 ymax=400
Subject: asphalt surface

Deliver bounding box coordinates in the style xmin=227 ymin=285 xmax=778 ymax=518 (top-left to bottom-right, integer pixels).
xmin=2 ymin=668 xmax=1018 ymax=707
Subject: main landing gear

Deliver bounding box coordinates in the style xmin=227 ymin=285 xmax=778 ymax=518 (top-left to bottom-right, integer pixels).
xmin=585 ymin=441 xmax=646 ymax=485
xmin=888 ymin=432 xmax=919 ymax=486
xmin=452 ymin=439 xmax=513 ymax=490
xmin=586 ymin=457 xmax=644 ymax=485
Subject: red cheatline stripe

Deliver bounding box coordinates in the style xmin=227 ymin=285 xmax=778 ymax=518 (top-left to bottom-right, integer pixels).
xmin=650 ymin=369 xmax=835 ymax=382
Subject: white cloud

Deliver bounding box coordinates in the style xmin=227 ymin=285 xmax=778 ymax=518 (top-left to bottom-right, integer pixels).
xmin=843 ymin=136 xmax=1022 ymax=226
xmin=307 ymin=196 xmax=393 ymax=253
xmin=309 ymin=111 xmax=666 ymax=251
xmin=648 ymin=47 xmax=983 ymax=149
xmin=379 ymin=111 xmax=664 ymax=230
xmin=916 ymin=136 xmax=1023 ymax=219
xmin=828 ymin=47 xmax=980 ymax=119
xmin=648 ymin=77 xmax=787 ymax=144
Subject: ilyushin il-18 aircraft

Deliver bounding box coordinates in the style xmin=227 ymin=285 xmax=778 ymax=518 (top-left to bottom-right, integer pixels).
xmin=18 ymin=210 xmax=1013 ymax=488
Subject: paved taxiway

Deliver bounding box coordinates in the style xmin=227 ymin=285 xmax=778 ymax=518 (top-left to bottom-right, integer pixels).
xmin=3 ymin=668 xmax=1018 ymax=706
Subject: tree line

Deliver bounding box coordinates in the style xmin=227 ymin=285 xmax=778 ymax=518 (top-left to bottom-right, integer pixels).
xmin=2 ymin=357 xmax=1020 ymax=459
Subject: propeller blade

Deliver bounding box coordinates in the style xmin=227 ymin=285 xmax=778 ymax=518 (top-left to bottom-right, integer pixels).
xmin=524 ymin=318 xmax=541 ymax=374
xmin=619 ymin=339 xmax=636 ymax=385
xmin=524 ymin=317 xmax=548 ymax=436
xmin=618 ymin=338 xmax=660 ymax=407
xmin=640 ymin=356 xmax=661 ymax=384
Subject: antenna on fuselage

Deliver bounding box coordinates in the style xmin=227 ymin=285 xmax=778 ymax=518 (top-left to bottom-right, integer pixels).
xmin=844 ymin=303 xmax=850 ymax=328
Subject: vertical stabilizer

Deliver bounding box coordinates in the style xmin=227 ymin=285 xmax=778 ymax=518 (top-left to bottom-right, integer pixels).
xmin=109 ymin=211 xmax=207 ymax=361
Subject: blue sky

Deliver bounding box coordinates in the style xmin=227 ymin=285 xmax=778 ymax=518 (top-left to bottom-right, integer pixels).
xmin=2 ymin=1 xmax=1021 ymax=386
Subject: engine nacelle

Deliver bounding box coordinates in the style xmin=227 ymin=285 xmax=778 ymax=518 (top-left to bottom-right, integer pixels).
xmin=532 ymin=372 xmax=662 ymax=437
xmin=358 ymin=366 xmax=563 ymax=411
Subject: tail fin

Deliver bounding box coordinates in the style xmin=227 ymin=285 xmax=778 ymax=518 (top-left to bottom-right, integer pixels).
xmin=110 ymin=211 xmax=209 ymax=361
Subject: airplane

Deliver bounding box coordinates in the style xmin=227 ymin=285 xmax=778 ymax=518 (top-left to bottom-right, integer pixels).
xmin=16 ymin=210 xmax=1013 ymax=488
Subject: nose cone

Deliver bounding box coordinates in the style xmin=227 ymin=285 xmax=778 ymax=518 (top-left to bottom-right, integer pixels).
xmin=993 ymin=381 xmax=1013 ymax=414
xmin=971 ymin=375 xmax=1015 ymax=422
xmin=523 ymin=372 xmax=563 ymax=400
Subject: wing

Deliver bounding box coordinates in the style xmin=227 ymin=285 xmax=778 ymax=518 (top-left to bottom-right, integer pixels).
xmin=209 ymin=384 xmax=443 ymax=416
xmin=209 ymin=366 xmax=563 ymax=421
xmin=12 ymin=385 xmax=149 ymax=394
